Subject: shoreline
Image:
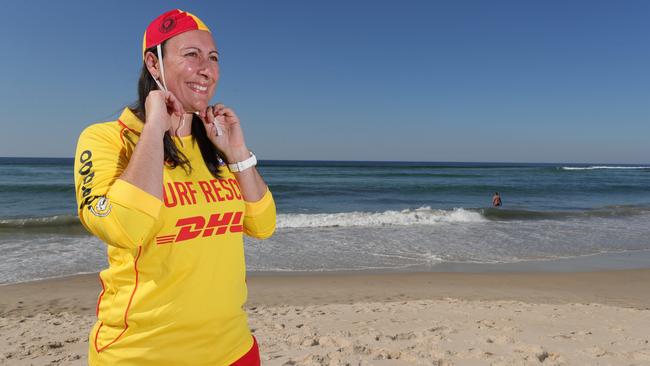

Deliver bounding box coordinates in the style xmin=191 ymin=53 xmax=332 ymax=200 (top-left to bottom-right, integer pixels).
xmin=3 ymin=249 xmax=650 ymax=288
xmin=250 ymin=249 xmax=650 ymax=276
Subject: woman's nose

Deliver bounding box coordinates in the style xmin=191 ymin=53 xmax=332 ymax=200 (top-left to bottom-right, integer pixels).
xmin=197 ymin=58 xmax=217 ymax=80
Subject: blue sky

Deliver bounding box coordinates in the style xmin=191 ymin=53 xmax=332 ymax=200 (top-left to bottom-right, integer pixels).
xmin=0 ymin=0 xmax=648 ymax=163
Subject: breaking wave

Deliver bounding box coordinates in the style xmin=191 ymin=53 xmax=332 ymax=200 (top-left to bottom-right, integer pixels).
xmin=561 ymin=166 xmax=650 ymax=171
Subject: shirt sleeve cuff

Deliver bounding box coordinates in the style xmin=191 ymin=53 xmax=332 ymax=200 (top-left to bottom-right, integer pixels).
xmin=244 ymin=188 xmax=273 ymax=216
xmin=109 ymin=179 xmax=163 ymax=219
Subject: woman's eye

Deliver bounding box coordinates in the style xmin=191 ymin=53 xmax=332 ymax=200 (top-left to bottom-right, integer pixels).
xmin=185 ymin=52 xmax=198 ymax=57
xmin=210 ymin=55 xmax=219 ymax=62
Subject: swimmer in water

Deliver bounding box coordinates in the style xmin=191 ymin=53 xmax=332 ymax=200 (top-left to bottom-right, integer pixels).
xmin=492 ymin=192 xmax=502 ymax=207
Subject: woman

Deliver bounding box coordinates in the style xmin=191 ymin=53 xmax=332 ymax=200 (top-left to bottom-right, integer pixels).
xmin=73 ymin=9 xmax=275 ymax=365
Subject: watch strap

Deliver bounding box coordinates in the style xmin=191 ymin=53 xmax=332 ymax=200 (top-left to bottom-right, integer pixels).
xmin=227 ymin=152 xmax=257 ymax=172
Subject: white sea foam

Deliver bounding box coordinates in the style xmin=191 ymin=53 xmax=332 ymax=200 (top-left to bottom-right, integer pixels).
xmin=0 ymin=215 xmax=79 ymax=228
xmin=277 ymin=207 xmax=486 ymax=229
xmin=561 ymin=166 xmax=650 ymax=171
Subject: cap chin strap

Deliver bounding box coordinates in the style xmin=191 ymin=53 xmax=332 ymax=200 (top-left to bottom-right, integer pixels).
xmin=155 ymin=44 xmax=168 ymax=92
xmin=152 ymin=44 xmax=189 ymax=146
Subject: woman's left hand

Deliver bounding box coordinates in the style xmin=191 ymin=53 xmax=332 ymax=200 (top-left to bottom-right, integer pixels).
xmin=200 ymin=103 xmax=250 ymax=162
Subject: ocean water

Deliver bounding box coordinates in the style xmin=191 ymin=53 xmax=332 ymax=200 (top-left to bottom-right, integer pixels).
xmin=1 ymin=157 xmax=650 ymax=284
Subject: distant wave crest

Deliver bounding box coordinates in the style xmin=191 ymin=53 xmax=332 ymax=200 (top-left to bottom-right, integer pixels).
xmin=561 ymin=166 xmax=650 ymax=171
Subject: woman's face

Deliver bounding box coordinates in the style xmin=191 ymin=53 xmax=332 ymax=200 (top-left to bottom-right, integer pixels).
xmin=157 ymin=30 xmax=220 ymax=113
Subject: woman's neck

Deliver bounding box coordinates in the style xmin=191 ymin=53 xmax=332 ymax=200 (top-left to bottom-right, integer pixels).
xmin=170 ymin=113 xmax=194 ymax=137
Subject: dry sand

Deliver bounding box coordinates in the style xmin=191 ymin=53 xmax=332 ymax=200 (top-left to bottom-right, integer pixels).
xmin=1 ymin=270 xmax=649 ymax=365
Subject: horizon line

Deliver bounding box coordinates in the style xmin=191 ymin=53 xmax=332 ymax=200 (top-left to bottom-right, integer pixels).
xmin=0 ymin=156 xmax=649 ymax=166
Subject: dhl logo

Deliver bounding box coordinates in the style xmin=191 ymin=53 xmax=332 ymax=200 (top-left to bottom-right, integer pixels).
xmin=156 ymin=211 xmax=243 ymax=245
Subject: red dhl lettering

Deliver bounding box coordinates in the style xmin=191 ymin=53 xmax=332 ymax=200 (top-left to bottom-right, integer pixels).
xmin=155 ymin=211 xmax=244 ymax=244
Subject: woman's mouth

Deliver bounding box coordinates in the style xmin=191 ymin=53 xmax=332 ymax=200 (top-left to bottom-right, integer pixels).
xmin=187 ymin=82 xmax=209 ymax=94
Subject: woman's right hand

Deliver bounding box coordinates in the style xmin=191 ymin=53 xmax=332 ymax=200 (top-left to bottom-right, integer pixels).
xmin=144 ymin=90 xmax=185 ymax=136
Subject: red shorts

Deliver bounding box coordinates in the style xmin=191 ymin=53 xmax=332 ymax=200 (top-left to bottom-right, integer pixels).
xmin=230 ymin=336 xmax=260 ymax=366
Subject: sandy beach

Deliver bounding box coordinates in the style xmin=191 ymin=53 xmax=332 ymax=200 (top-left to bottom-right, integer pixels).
xmin=1 ymin=269 xmax=649 ymax=365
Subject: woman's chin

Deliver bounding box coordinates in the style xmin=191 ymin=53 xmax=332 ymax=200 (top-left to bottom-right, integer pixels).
xmin=185 ymin=102 xmax=209 ymax=114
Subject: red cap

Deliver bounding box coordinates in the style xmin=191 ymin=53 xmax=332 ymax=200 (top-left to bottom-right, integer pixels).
xmin=142 ymin=9 xmax=211 ymax=58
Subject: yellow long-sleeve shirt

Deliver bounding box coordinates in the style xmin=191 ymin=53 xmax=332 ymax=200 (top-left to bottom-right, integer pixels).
xmin=74 ymin=108 xmax=276 ymax=366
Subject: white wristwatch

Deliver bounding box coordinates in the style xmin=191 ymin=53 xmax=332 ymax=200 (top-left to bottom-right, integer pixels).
xmin=227 ymin=151 xmax=257 ymax=172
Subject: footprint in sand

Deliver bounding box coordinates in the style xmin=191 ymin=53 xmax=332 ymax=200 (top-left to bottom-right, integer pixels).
xmin=476 ymin=319 xmax=497 ymax=329
xmin=582 ymin=346 xmax=616 ymax=358
xmin=485 ymin=335 xmax=515 ymax=344
xmin=552 ymin=330 xmax=593 ymax=340
xmin=427 ymin=326 xmax=452 ymax=334
xmin=464 ymin=347 xmax=498 ymax=360
xmin=630 ymin=349 xmax=650 ymax=361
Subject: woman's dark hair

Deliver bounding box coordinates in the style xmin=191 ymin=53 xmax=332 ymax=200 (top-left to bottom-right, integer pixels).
xmin=130 ymin=42 xmax=225 ymax=178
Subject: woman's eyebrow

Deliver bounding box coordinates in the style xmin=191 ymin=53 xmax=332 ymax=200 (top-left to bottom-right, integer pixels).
xmin=181 ymin=47 xmax=219 ymax=55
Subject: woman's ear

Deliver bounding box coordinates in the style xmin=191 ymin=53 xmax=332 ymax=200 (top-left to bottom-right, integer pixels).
xmin=144 ymin=51 xmax=160 ymax=79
